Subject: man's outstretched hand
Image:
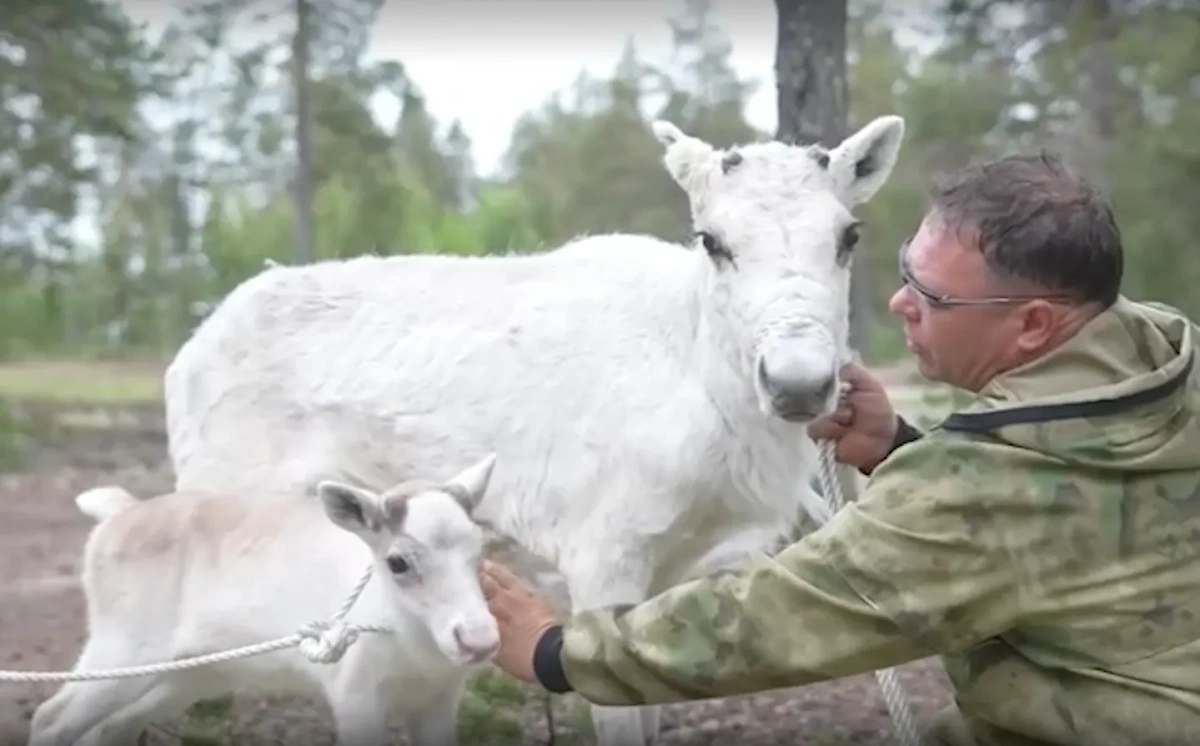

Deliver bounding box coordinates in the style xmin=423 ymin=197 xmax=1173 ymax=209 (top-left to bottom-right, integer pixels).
xmin=807 ymin=361 xmax=899 ymax=474
xmin=479 ymin=560 xmax=563 ymax=684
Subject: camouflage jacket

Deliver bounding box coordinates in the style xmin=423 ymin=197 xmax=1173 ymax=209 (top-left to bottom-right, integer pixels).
xmin=545 ymin=297 xmax=1200 ymax=746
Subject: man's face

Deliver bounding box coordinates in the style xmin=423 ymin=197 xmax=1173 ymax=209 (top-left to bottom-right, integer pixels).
xmin=887 ymin=215 xmax=1030 ymax=391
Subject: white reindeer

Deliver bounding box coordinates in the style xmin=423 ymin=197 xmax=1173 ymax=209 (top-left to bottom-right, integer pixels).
xmin=161 ymin=116 xmax=905 ymax=744
xmin=27 ymin=454 xmax=501 ymax=746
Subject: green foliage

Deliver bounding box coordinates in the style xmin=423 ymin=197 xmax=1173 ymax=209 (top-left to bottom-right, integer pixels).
xmin=0 ymin=0 xmax=153 ymax=256
xmin=1 ymin=0 xmax=1195 ymax=371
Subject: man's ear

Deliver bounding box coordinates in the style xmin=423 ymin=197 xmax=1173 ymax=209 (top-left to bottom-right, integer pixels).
xmin=1014 ymin=300 xmax=1059 ymax=353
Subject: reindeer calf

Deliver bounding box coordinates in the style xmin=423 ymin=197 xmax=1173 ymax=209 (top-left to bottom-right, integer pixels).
xmin=28 ymin=454 xmax=501 ymax=746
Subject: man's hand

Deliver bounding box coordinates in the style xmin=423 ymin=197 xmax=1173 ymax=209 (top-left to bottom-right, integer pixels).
xmin=808 ymin=362 xmax=898 ymax=474
xmin=478 ymin=560 xmax=562 ymax=685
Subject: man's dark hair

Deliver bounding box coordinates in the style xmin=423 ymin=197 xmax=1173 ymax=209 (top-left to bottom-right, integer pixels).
xmin=928 ymin=151 xmax=1123 ymax=308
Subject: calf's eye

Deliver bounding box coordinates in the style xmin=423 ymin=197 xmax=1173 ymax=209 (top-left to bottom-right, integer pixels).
xmin=387 ymin=554 xmax=411 ymax=574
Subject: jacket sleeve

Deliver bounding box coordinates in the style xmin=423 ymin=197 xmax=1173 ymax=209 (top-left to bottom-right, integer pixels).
xmin=548 ymin=437 xmax=1023 ymax=706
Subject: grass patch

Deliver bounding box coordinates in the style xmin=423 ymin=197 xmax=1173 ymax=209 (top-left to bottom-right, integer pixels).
xmin=459 ymin=671 xmax=530 ymax=745
xmin=468 ymin=669 xmax=529 ymax=708
xmin=460 ymin=670 xmax=595 ymax=745
xmin=175 ymin=695 xmax=235 ymax=746
xmin=0 ymin=400 xmax=32 ymax=470
xmin=554 ymin=703 xmax=596 ymax=745
xmin=0 ymin=358 xmax=165 ymax=404
xmin=162 ymin=675 xmax=595 ymax=746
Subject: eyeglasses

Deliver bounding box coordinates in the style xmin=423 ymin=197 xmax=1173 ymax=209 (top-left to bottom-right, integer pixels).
xmin=898 ymin=238 xmax=1075 ymax=310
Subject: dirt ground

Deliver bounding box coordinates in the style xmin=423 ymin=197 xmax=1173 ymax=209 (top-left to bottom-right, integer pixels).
xmin=0 ymin=399 xmax=955 ymax=745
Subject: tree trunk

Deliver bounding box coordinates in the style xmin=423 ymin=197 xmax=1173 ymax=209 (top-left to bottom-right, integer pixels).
xmin=291 ymin=0 xmax=314 ymax=263
xmin=1075 ymin=0 xmax=1119 ymax=194
xmin=774 ymin=0 xmax=848 ymax=148
xmin=773 ymin=0 xmax=872 ymax=355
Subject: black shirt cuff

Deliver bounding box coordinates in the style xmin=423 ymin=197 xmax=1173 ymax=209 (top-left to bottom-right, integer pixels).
xmin=892 ymin=415 xmax=923 ymax=451
xmin=532 ymin=625 xmax=573 ymax=694
xmin=859 ymin=415 xmax=923 ymax=476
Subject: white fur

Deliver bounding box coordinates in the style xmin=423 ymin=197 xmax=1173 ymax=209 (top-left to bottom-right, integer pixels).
xmin=28 ymin=456 xmax=500 ymax=746
xmin=162 ymin=117 xmax=905 ymax=745
xmin=74 ymin=486 xmax=139 ymax=522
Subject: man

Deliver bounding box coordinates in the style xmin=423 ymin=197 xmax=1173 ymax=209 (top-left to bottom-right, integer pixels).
xmin=478 ymin=152 xmax=1200 ymax=745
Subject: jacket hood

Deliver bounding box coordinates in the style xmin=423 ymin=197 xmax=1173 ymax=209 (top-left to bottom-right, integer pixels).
xmin=939 ymin=296 xmax=1200 ymax=472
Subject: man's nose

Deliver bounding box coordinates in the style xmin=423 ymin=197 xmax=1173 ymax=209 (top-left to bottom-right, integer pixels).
xmin=888 ymin=285 xmax=918 ymax=319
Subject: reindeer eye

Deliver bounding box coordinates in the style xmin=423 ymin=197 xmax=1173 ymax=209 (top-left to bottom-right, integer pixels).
xmin=697 ymin=231 xmax=736 ymax=270
xmin=838 ymin=222 xmax=862 ymax=265
xmin=843 ymin=223 xmax=861 ymax=250
xmin=386 ymin=555 xmax=411 ymax=574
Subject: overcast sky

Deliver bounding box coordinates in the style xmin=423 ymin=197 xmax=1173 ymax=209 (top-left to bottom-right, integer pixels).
xmin=121 ymin=0 xmax=782 ymax=176
xmin=361 ymin=0 xmax=780 ymax=174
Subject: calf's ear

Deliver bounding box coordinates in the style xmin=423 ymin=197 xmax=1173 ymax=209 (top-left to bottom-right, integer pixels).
xmin=318 ymin=481 xmax=384 ymax=537
xmin=444 ymin=453 xmax=497 ymax=514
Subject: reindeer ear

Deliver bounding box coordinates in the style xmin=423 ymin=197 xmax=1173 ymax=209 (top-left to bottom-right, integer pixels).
xmin=828 ymin=115 xmax=905 ymax=206
xmin=318 ymin=481 xmax=384 ymax=537
xmin=444 ymin=453 xmax=497 ymax=513
xmin=652 ymin=120 xmax=685 ymax=146
xmin=652 ymin=119 xmax=716 ymax=193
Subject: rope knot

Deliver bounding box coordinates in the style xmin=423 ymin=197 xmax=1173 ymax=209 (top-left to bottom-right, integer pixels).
xmin=298 ymin=620 xmax=359 ymax=664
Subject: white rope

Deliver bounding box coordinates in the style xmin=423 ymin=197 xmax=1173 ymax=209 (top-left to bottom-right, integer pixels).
xmin=0 ymin=563 xmax=389 ymax=684
xmin=814 ymin=439 xmax=927 ymax=746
